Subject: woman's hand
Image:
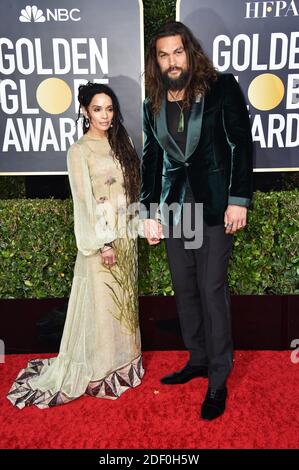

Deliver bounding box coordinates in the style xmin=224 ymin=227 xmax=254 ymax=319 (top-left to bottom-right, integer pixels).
xmin=100 ymin=247 xmax=116 ymax=268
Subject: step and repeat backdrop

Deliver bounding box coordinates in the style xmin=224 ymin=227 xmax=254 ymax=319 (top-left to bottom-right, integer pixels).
xmin=0 ymin=0 xmax=144 ymax=174
xmin=0 ymin=1 xmax=298 ymax=173
xmin=178 ymin=0 xmax=299 ymax=171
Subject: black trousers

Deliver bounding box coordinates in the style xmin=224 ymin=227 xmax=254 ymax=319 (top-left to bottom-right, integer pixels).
xmin=163 ymin=188 xmax=234 ymax=389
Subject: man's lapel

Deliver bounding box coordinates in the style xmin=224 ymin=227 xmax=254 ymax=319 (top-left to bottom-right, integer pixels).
xmin=185 ymin=94 xmax=204 ymax=160
xmin=155 ymin=99 xmax=185 ymax=162
xmin=155 ymin=95 xmax=205 ymax=162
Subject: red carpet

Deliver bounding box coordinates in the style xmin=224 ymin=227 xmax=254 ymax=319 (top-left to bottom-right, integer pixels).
xmin=1 ymin=351 xmax=298 ymax=449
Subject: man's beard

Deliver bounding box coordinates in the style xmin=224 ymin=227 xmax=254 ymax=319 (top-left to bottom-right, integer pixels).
xmin=161 ymin=68 xmax=190 ymax=91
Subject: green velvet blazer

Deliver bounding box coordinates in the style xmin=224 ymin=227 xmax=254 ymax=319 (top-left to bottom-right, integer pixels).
xmin=140 ymin=73 xmax=253 ymax=226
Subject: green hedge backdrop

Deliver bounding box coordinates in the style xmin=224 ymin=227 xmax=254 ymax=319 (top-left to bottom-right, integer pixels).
xmin=0 ymin=191 xmax=298 ymax=298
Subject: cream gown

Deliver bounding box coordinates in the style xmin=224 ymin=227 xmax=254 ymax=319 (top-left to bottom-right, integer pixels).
xmin=7 ymin=134 xmax=144 ymax=409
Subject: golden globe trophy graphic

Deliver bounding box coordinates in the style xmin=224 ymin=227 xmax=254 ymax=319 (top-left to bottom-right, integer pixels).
xmin=248 ymin=74 xmax=285 ymax=112
xmin=36 ymin=78 xmax=73 ymax=115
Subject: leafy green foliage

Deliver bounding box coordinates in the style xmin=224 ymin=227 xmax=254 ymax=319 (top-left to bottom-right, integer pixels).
xmin=139 ymin=191 xmax=299 ymax=295
xmin=0 ymin=199 xmax=76 ymax=298
xmin=0 ymin=191 xmax=298 ymax=298
xmin=271 ymin=191 xmax=299 ymax=294
xmin=0 ymin=176 xmax=26 ymax=199
xmin=143 ymin=0 xmax=176 ymax=47
xmin=138 ymin=238 xmax=173 ymax=296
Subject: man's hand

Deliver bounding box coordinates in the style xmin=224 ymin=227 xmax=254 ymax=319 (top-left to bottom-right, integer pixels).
xmin=144 ymin=219 xmax=163 ymax=245
xmin=224 ymin=205 xmax=248 ymax=234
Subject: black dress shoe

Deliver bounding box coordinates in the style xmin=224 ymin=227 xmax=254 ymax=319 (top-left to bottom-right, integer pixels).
xmin=160 ymin=364 xmax=208 ymax=385
xmin=201 ymin=386 xmax=227 ymax=421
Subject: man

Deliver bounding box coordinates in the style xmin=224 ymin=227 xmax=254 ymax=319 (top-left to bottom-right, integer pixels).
xmin=140 ymin=21 xmax=253 ymax=421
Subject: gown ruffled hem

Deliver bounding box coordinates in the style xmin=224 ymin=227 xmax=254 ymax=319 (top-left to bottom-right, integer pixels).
xmin=7 ymin=355 xmax=144 ymax=409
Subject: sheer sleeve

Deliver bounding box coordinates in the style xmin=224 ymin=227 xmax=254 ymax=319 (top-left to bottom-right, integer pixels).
xmin=67 ymin=142 xmax=115 ymax=256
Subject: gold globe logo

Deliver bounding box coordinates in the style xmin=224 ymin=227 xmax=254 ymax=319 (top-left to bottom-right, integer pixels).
xmin=248 ymin=74 xmax=285 ymax=111
xmin=36 ymin=78 xmax=72 ymax=114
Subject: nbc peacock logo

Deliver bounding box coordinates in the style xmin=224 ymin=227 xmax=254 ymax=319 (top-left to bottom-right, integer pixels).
xmin=18 ymin=5 xmax=81 ymax=22
xmin=19 ymin=5 xmax=46 ymax=23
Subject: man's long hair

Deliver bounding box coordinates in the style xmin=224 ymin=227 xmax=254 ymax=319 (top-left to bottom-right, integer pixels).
xmin=145 ymin=21 xmax=218 ymax=114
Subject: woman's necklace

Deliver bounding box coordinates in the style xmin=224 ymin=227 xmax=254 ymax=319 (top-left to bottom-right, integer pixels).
xmin=169 ymin=91 xmax=185 ymax=133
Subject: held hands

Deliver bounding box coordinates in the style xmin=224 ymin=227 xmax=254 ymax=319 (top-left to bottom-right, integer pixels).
xmin=144 ymin=207 xmax=247 ymax=239
xmin=224 ymin=204 xmax=248 ymax=234
xmin=144 ymin=219 xmax=164 ymax=245
xmin=100 ymin=246 xmax=116 ymax=268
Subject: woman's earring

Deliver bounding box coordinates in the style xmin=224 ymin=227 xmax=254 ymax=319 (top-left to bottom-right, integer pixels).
xmin=84 ymin=116 xmax=90 ymax=128
xmin=110 ymin=120 xmax=113 ymax=128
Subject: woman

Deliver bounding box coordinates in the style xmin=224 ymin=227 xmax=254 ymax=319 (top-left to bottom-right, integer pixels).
xmin=7 ymin=83 xmax=144 ymax=408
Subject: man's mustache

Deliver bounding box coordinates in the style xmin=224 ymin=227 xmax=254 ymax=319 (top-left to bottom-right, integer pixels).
xmin=166 ymin=66 xmax=183 ymax=73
